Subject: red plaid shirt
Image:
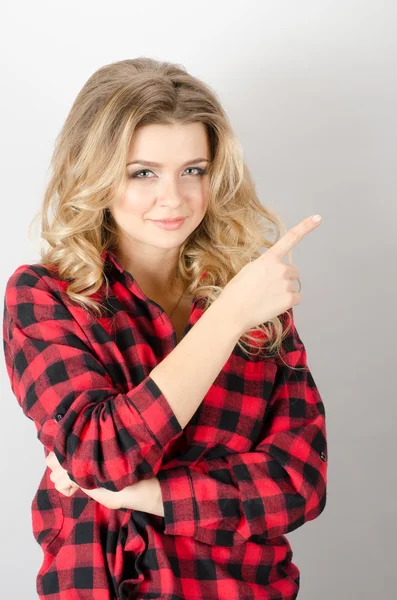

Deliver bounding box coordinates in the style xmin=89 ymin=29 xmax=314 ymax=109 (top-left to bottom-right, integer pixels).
xmin=2 ymin=249 xmax=327 ymax=600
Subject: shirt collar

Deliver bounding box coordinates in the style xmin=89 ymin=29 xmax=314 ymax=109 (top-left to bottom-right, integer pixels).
xmin=101 ymin=248 xmax=207 ymax=304
xmin=101 ymin=248 xmax=127 ymax=276
xmin=102 ymin=248 xmax=207 ymax=282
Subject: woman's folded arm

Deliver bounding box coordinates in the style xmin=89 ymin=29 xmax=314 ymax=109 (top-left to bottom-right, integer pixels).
xmin=3 ymin=265 xmax=183 ymax=492
xmin=156 ymin=340 xmax=328 ymax=546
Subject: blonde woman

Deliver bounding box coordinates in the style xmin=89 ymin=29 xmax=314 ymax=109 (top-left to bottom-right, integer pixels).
xmin=3 ymin=57 xmax=327 ymax=600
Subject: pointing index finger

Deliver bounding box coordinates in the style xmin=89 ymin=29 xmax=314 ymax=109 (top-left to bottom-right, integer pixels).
xmin=267 ymin=215 xmax=322 ymax=261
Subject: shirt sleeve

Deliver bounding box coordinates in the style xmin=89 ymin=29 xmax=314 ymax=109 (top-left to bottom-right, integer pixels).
xmin=157 ymin=311 xmax=328 ymax=546
xmin=2 ymin=264 xmax=183 ymax=492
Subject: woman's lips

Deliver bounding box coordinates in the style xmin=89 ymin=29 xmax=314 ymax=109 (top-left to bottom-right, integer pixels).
xmin=149 ymin=218 xmax=186 ymax=230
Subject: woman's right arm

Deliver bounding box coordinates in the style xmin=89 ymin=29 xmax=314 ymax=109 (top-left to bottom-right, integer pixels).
xmin=3 ymin=264 xmax=241 ymax=493
xmin=149 ymin=298 xmax=242 ymax=430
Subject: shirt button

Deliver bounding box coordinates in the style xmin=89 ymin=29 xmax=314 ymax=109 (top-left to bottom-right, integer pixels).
xmin=320 ymin=451 xmax=327 ymax=462
xmin=54 ymin=413 xmax=63 ymax=422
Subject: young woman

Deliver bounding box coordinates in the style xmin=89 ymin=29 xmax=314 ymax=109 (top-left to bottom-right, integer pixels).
xmin=3 ymin=57 xmax=327 ymax=599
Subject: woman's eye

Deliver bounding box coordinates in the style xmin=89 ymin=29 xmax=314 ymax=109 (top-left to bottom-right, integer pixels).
xmin=131 ymin=169 xmax=153 ymax=178
xmin=185 ymin=167 xmax=206 ymax=176
xmin=130 ymin=167 xmax=207 ymax=179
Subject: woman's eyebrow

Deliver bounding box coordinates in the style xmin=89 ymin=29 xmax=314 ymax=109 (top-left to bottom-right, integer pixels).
xmin=126 ymin=158 xmax=210 ymax=167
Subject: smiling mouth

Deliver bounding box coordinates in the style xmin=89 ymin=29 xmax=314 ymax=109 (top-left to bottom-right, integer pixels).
xmin=150 ymin=218 xmax=186 ymax=223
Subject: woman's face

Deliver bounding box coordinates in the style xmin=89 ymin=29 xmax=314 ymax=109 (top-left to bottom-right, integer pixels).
xmin=110 ymin=121 xmax=211 ymax=254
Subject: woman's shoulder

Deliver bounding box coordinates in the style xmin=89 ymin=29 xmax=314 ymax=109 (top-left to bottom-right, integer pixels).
xmin=4 ymin=262 xmax=77 ymax=325
xmin=6 ymin=260 xmax=61 ymax=285
xmin=5 ymin=261 xmax=68 ymax=298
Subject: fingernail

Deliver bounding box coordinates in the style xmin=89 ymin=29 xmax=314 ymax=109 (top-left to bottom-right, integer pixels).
xmin=312 ymin=214 xmax=322 ymax=222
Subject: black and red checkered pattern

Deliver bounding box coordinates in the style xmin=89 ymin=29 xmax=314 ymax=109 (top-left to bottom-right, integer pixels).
xmin=2 ymin=249 xmax=327 ymax=599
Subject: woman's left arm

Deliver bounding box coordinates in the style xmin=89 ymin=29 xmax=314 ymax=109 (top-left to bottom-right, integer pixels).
xmin=46 ymin=451 xmax=164 ymax=515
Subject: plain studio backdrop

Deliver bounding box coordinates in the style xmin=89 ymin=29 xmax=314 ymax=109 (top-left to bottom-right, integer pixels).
xmin=1 ymin=1 xmax=396 ymax=598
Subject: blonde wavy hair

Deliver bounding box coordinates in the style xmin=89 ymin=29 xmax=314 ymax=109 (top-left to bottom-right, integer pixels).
xmin=29 ymin=57 xmax=305 ymax=371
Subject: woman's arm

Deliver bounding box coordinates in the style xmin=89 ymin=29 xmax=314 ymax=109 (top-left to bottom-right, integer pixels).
xmin=81 ymin=478 xmax=164 ymax=516
xmin=119 ymin=477 xmax=164 ymax=516
xmin=46 ymin=450 xmax=164 ymax=515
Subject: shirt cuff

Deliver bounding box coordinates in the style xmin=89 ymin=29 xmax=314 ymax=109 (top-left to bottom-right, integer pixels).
xmin=157 ymin=466 xmax=197 ymax=537
xmin=126 ymin=376 xmax=184 ymax=449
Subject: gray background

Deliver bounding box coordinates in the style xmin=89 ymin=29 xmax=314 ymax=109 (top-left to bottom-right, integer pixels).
xmin=1 ymin=1 xmax=396 ymax=598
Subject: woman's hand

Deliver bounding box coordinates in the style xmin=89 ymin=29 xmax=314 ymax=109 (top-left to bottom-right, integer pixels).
xmin=45 ymin=451 xmax=79 ymax=497
xmin=78 ymin=485 xmax=126 ymax=510
xmin=44 ymin=451 xmax=164 ymax=515
xmin=45 ymin=451 xmax=125 ymax=510
xmin=219 ymin=214 xmax=321 ymax=333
